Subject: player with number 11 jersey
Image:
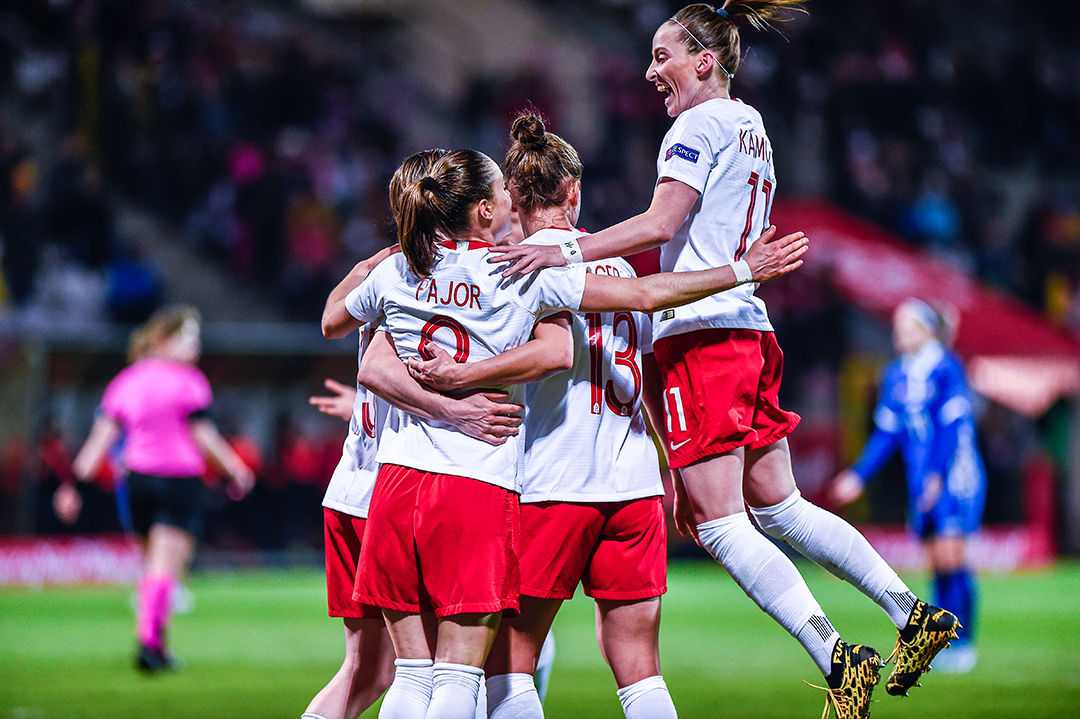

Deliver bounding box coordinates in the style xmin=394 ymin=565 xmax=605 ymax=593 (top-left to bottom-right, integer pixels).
xmin=652 ymin=95 xmax=776 ymax=342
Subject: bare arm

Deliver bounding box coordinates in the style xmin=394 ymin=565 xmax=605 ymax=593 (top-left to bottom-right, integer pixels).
xmin=71 ymin=415 xmax=122 ymax=480
xmin=190 ymin=418 xmax=255 ymax=497
xmin=579 ymin=227 xmax=808 ymax=313
xmin=322 ymin=245 xmax=399 ymax=339
xmin=491 ymin=179 xmax=700 ymax=276
xmin=407 ymin=313 xmax=574 ymax=392
xmin=358 ymin=331 xmax=523 ymax=445
xmin=640 ymin=352 xmax=668 ymax=450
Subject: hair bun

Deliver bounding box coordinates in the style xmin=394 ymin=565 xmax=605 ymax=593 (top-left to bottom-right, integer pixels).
xmin=511 ymin=114 xmax=548 ymax=150
xmin=420 ymin=176 xmax=440 ymax=192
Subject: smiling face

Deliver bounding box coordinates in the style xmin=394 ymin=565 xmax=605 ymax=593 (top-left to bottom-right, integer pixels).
xmin=646 ymin=22 xmax=708 ymax=117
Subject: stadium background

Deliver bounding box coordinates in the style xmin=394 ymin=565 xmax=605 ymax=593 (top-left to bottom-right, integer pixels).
xmin=1 ymin=0 xmax=1078 ymax=717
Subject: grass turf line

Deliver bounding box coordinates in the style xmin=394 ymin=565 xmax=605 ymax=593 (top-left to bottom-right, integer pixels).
xmin=1 ymin=561 xmax=1078 ymax=718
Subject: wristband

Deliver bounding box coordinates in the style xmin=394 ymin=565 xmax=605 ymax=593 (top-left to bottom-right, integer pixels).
xmin=559 ymin=238 xmax=584 ymax=265
xmin=732 ymin=259 xmax=754 ymax=284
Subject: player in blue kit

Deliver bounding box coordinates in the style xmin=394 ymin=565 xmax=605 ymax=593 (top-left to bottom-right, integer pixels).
xmin=833 ymin=298 xmax=985 ymax=674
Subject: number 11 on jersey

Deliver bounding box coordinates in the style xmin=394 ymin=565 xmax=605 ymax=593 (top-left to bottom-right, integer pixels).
xmin=736 ymin=171 xmax=774 ymax=261
xmin=665 ymin=386 xmax=688 ymax=434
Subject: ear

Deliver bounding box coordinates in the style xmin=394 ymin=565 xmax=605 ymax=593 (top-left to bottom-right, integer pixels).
xmin=696 ymin=51 xmax=716 ymax=79
xmin=567 ymin=179 xmax=581 ymax=209
xmin=476 ymin=198 xmax=494 ymax=223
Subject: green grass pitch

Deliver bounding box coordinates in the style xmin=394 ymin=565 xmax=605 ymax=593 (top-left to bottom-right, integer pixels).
xmin=2 ymin=560 xmax=1078 ymax=718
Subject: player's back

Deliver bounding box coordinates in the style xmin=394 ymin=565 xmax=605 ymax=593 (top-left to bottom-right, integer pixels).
xmin=346 ymin=241 xmax=587 ymax=491
xmin=521 ymin=229 xmax=662 ymax=502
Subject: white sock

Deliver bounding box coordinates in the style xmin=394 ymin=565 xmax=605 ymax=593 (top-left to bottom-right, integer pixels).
xmin=427 ymin=662 xmax=484 ymax=719
xmin=486 ymin=673 xmax=543 ymax=719
xmin=301 ymin=714 xmax=328 ymax=719
xmin=616 ymin=675 xmax=677 ymax=719
xmin=534 ymin=631 xmax=556 ymax=701
xmin=697 ymin=512 xmax=838 ymax=675
xmin=750 ymin=489 xmax=918 ymax=629
xmin=379 ymin=658 xmax=433 ymax=719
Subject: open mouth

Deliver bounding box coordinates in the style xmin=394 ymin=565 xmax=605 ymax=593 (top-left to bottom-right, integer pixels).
xmin=656 ymin=82 xmax=671 ymax=97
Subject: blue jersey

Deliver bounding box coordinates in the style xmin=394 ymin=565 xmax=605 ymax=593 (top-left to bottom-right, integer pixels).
xmin=852 ymin=340 xmax=986 ymax=535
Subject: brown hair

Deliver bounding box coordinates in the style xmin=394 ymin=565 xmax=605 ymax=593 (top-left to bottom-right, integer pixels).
xmin=396 ymin=149 xmax=501 ymax=278
xmin=388 ymin=148 xmax=448 ymax=225
xmin=128 ymin=305 xmax=200 ymax=363
xmin=503 ymin=113 xmax=583 ymax=215
xmin=669 ymin=1 xmax=809 ymax=79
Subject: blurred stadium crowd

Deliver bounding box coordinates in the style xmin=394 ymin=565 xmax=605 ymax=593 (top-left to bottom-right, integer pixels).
xmin=1 ymin=0 xmax=1078 ymax=552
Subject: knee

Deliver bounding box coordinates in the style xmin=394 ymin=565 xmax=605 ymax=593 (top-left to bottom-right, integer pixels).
xmin=374 ymin=658 xmax=397 ymax=694
xmin=747 ymin=489 xmax=803 ymax=540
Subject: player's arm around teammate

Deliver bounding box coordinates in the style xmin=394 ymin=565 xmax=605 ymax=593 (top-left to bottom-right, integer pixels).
xmin=405 ymin=312 xmax=573 ymax=392
xmin=358 ymin=329 xmax=525 ymax=445
xmin=322 ymin=244 xmax=401 ymax=339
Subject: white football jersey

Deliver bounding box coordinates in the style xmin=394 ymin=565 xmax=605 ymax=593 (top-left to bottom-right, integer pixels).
xmin=345 ymin=242 xmax=588 ymax=492
xmin=653 ymin=97 xmax=776 ymax=341
xmin=520 ymin=229 xmax=663 ymax=503
xmin=321 ymin=325 xmax=386 ymax=519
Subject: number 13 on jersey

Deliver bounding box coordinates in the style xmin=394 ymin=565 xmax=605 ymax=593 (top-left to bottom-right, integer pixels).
xmin=585 ymin=312 xmax=642 ymax=417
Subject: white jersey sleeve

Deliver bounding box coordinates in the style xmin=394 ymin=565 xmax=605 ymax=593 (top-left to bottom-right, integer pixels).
xmin=344 ymin=261 xmax=391 ymax=325
xmin=653 ymin=98 xmax=776 ymax=341
xmin=321 ymin=325 xmax=386 ymax=518
xmin=519 ymin=229 xmax=663 ymax=502
xmin=368 ymin=247 xmax=587 ymax=492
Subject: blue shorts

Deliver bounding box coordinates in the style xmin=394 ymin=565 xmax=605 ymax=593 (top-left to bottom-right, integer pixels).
xmin=912 ymin=491 xmax=984 ymax=540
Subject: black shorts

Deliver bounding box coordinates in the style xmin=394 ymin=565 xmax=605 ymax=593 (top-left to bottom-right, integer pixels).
xmin=126 ymin=472 xmax=208 ymax=540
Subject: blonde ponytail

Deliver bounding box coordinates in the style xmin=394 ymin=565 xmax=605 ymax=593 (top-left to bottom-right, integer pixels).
xmin=670 ymin=2 xmax=809 ymax=78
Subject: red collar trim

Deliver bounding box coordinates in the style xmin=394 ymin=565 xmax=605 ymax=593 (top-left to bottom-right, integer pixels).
xmin=541 ymin=225 xmax=588 ymax=233
xmin=438 ymin=240 xmax=493 ymax=250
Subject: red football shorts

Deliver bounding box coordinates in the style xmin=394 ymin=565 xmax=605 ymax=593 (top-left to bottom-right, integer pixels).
xmin=652 ymin=328 xmax=801 ymax=468
xmin=323 ymin=507 xmax=382 ymax=619
xmin=519 ymin=496 xmax=667 ymax=601
xmin=354 ymin=464 xmax=521 ymax=618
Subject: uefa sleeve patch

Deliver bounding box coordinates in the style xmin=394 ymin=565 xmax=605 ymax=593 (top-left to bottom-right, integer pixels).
xmin=665 ymin=143 xmax=700 ymax=163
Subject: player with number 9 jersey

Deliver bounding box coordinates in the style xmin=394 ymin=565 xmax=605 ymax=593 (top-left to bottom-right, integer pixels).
xmin=345 ymin=242 xmax=588 ymax=494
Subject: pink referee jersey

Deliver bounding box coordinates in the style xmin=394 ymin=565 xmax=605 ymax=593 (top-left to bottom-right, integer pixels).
xmin=101 ymin=358 xmax=212 ymax=477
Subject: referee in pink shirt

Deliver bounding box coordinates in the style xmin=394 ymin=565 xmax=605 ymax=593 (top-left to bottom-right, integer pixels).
xmin=61 ymin=305 xmax=254 ymax=672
